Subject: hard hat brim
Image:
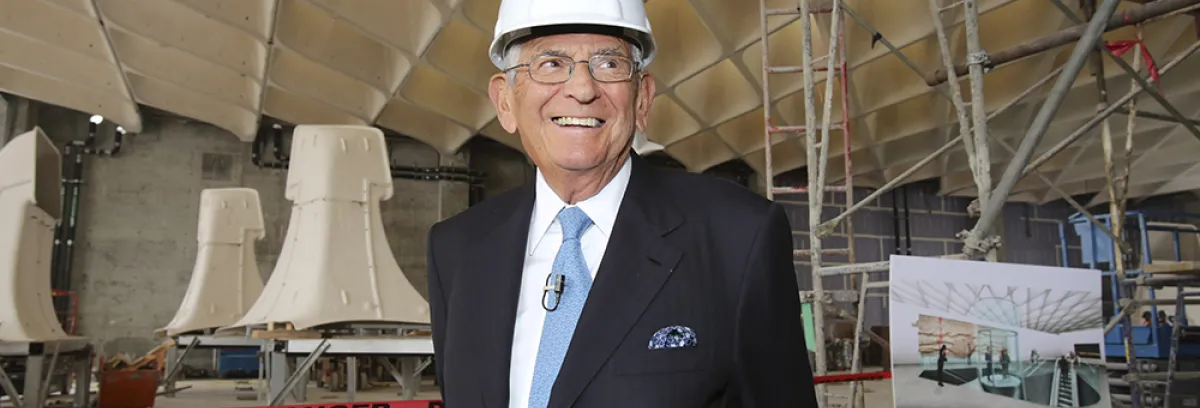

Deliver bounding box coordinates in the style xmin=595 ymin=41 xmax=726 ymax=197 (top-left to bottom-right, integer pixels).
xmin=489 ymin=20 xmax=657 ymax=71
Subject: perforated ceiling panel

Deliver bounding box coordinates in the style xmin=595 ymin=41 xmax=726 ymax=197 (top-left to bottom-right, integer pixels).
xmin=1 ymin=0 xmax=1198 ymax=204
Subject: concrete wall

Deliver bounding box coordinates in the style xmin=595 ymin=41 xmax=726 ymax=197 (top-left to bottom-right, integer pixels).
xmin=28 ymin=104 xmax=470 ymax=362
xmin=467 ymin=137 xmax=534 ymax=201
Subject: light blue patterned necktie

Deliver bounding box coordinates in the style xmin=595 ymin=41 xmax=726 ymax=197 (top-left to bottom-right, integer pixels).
xmin=528 ymin=206 xmax=594 ymax=408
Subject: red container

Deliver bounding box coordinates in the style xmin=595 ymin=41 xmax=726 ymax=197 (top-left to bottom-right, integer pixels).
xmin=97 ymin=369 xmax=160 ymax=408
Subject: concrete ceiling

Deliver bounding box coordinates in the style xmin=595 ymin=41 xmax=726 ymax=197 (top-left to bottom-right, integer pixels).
xmin=1 ymin=0 xmax=1198 ymax=205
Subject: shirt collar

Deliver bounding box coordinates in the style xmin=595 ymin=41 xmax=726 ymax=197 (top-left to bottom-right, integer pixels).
xmin=526 ymin=156 xmax=632 ymax=255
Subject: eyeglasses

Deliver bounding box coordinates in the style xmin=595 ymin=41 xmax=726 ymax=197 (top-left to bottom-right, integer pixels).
xmin=504 ymin=54 xmax=637 ymax=84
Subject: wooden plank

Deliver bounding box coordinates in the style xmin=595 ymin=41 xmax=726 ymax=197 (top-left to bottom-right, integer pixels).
xmin=252 ymin=322 xmax=325 ymax=340
xmin=1143 ymin=261 xmax=1200 ymax=275
xmin=251 ymin=330 xmax=324 ymax=340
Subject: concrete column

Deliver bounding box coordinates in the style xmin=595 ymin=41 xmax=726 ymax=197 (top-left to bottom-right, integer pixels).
xmin=437 ymin=150 xmax=470 ymax=220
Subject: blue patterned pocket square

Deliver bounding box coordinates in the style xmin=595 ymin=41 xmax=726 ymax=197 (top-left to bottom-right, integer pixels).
xmin=648 ymin=325 xmax=698 ymax=350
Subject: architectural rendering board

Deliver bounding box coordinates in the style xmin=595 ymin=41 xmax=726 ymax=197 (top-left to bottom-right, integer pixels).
xmin=225 ymin=125 xmax=431 ymax=332
xmin=0 ymin=128 xmax=78 ymax=343
xmin=159 ymin=188 xmax=266 ymax=337
xmin=888 ymin=255 xmax=1111 ymax=408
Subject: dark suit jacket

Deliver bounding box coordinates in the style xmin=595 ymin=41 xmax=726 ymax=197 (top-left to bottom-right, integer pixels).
xmin=426 ymin=154 xmax=817 ymax=407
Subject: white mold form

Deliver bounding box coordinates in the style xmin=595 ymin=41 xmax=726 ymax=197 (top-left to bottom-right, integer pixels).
xmin=226 ymin=125 xmax=430 ymax=331
xmin=0 ymin=128 xmax=77 ymax=342
xmin=159 ymin=188 xmax=266 ymax=336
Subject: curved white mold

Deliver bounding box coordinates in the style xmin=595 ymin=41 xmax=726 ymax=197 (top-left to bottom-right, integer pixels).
xmin=0 ymin=128 xmax=77 ymax=342
xmin=159 ymin=188 xmax=266 ymax=336
xmin=225 ymin=125 xmax=430 ymax=331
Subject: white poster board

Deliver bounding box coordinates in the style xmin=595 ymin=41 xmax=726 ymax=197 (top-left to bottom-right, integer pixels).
xmin=888 ymin=255 xmax=1111 ymax=408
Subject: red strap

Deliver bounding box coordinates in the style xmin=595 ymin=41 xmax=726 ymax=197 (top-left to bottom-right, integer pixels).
xmin=1105 ymin=40 xmax=1160 ymax=85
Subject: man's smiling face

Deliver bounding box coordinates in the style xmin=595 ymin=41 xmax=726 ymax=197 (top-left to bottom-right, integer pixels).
xmin=489 ymin=33 xmax=655 ymax=174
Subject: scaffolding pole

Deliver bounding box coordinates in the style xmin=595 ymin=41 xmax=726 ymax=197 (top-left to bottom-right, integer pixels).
xmin=759 ymin=2 xmax=1200 ymax=406
xmin=1049 ymin=0 xmax=1200 ymax=143
xmin=828 ymin=3 xmax=1137 ymax=252
xmin=963 ymin=0 xmax=1121 ymax=258
xmin=1020 ymin=40 xmax=1200 ymax=178
xmin=760 ymin=0 xmax=855 ymax=405
xmin=924 ymin=0 xmax=1200 ymax=86
xmin=928 ymin=0 xmax=999 ymax=261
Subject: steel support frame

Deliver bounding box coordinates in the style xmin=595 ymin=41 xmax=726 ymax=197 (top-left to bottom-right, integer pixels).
xmin=161 ymin=336 xmax=200 ymax=397
xmin=928 ymin=0 xmax=999 ymax=260
xmin=759 ymin=0 xmax=1200 ymax=405
xmin=0 ymin=344 xmax=92 ymax=408
xmin=267 ymin=339 xmax=329 ymax=406
xmin=1162 ymin=289 xmax=1198 ymax=404
xmin=1048 ymin=0 xmax=1200 ymax=144
xmin=263 ymin=337 xmax=433 ymax=406
xmin=963 ymin=0 xmax=1122 ymax=257
xmin=759 ymin=0 xmax=853 ymax=405
xmin=818 ymin=5 xmax=1130 ymax=247
xmin=1019 ymin=40 xmax=1200 ymax=177
xmin=924 ymin=0 xmax=1200 ymax=86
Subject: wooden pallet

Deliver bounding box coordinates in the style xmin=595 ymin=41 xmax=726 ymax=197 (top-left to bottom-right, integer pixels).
xmin=251 ymin=322 xmax=324 ymax=340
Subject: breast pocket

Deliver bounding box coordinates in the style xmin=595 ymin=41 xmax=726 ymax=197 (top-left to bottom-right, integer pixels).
xmin=615 ymin=325 xmax=713 ymax=376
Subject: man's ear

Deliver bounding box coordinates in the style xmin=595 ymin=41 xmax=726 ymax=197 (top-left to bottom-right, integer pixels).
xmin=634 ymin=72 xmax=656 ymax=132
xmin=489 ymin=73 xmax=519 ymax=133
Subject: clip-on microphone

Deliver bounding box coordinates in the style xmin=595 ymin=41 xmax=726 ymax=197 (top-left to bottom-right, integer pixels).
xmin=542 ymin=273 xmax=565 ymax=312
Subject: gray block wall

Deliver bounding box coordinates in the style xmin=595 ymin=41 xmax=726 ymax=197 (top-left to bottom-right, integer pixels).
xmin=26 ymin=105 xmax=470 ymax=361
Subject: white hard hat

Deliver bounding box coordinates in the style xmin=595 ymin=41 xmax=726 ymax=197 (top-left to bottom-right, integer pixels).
xmin=489 ymin=0 xmax=657 ymax=71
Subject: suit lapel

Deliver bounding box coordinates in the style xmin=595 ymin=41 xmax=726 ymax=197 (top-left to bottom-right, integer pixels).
xmin=549 ymin=156 xmax=685 ymax=407
xmin=465 ymin=182 xmax=535 ymax=407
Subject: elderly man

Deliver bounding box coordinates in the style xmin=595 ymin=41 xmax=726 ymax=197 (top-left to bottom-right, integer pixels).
xmin=425 ymin=0 xmax=817 ymax=407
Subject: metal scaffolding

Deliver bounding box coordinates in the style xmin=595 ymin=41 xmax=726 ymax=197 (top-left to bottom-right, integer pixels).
xmin=760 ymin=0 xmax=1200 ymax=406
xmin=759 ymin=0 xmax=855 ymax=405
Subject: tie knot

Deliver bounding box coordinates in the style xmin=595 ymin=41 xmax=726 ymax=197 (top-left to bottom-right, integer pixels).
xmin=557 ymin=206 xmax=592 ymax=241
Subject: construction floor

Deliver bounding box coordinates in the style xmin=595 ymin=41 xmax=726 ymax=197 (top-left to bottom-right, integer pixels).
xmin=150 ymin=372 xmax=898 ymax=408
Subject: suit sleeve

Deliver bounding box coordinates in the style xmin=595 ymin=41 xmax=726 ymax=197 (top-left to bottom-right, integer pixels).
xmin=427 ymin=222 xmax=449 ymax=397
xmin=732 ymin=203 xmax=818 ymax=407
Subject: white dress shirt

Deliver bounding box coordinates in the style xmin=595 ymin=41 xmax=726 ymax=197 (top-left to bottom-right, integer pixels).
xmin=507 ymin=157 xmax=632 ymax=408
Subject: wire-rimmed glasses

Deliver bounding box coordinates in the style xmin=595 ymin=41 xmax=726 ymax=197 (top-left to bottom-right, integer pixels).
xmin=504 ymin=54 xmax=636 ymax=84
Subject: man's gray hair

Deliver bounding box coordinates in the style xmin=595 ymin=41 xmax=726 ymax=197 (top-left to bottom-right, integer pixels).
xmin=503 ymin=40 xmax=644 ymax=83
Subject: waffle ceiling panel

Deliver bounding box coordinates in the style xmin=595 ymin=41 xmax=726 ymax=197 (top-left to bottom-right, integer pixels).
xmin=2 ymin=0 xmax=1198 ymax=205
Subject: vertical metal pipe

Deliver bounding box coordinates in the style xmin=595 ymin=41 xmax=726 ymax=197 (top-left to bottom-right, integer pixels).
xmin=759 ymin=0 xmax=775 ymax=200
xmin=927 ymin=0 xmax=978 ymax=197
xmin=963 ymin=0 xmax=995 ymax=261
xmin=892 ymin=189 xmax=902 ymax=254
xmin=815 ymin=57 xmax=1063 ymax=237
xmin=1058 ymin=222 xmax=1070 ymax=266
xmin=965 ymin=0 xmax=1122 ymax=256
xmin=849 ymin=275 xmax=870 ymax=407
xmin=840 ymin=19 xmax=856 ymax=269
xmin=962 ymin=0 xmax=990 ymax=197
xmin=799 ymin=0 xmax=828 ymax=404
xmin=1079 ymin=0 xmax=1110 ymax=109
xmin=903 ymin=186 xmax=912 ymax=255
xmin=1163 ymin=286 xmax=1186 ymax=404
